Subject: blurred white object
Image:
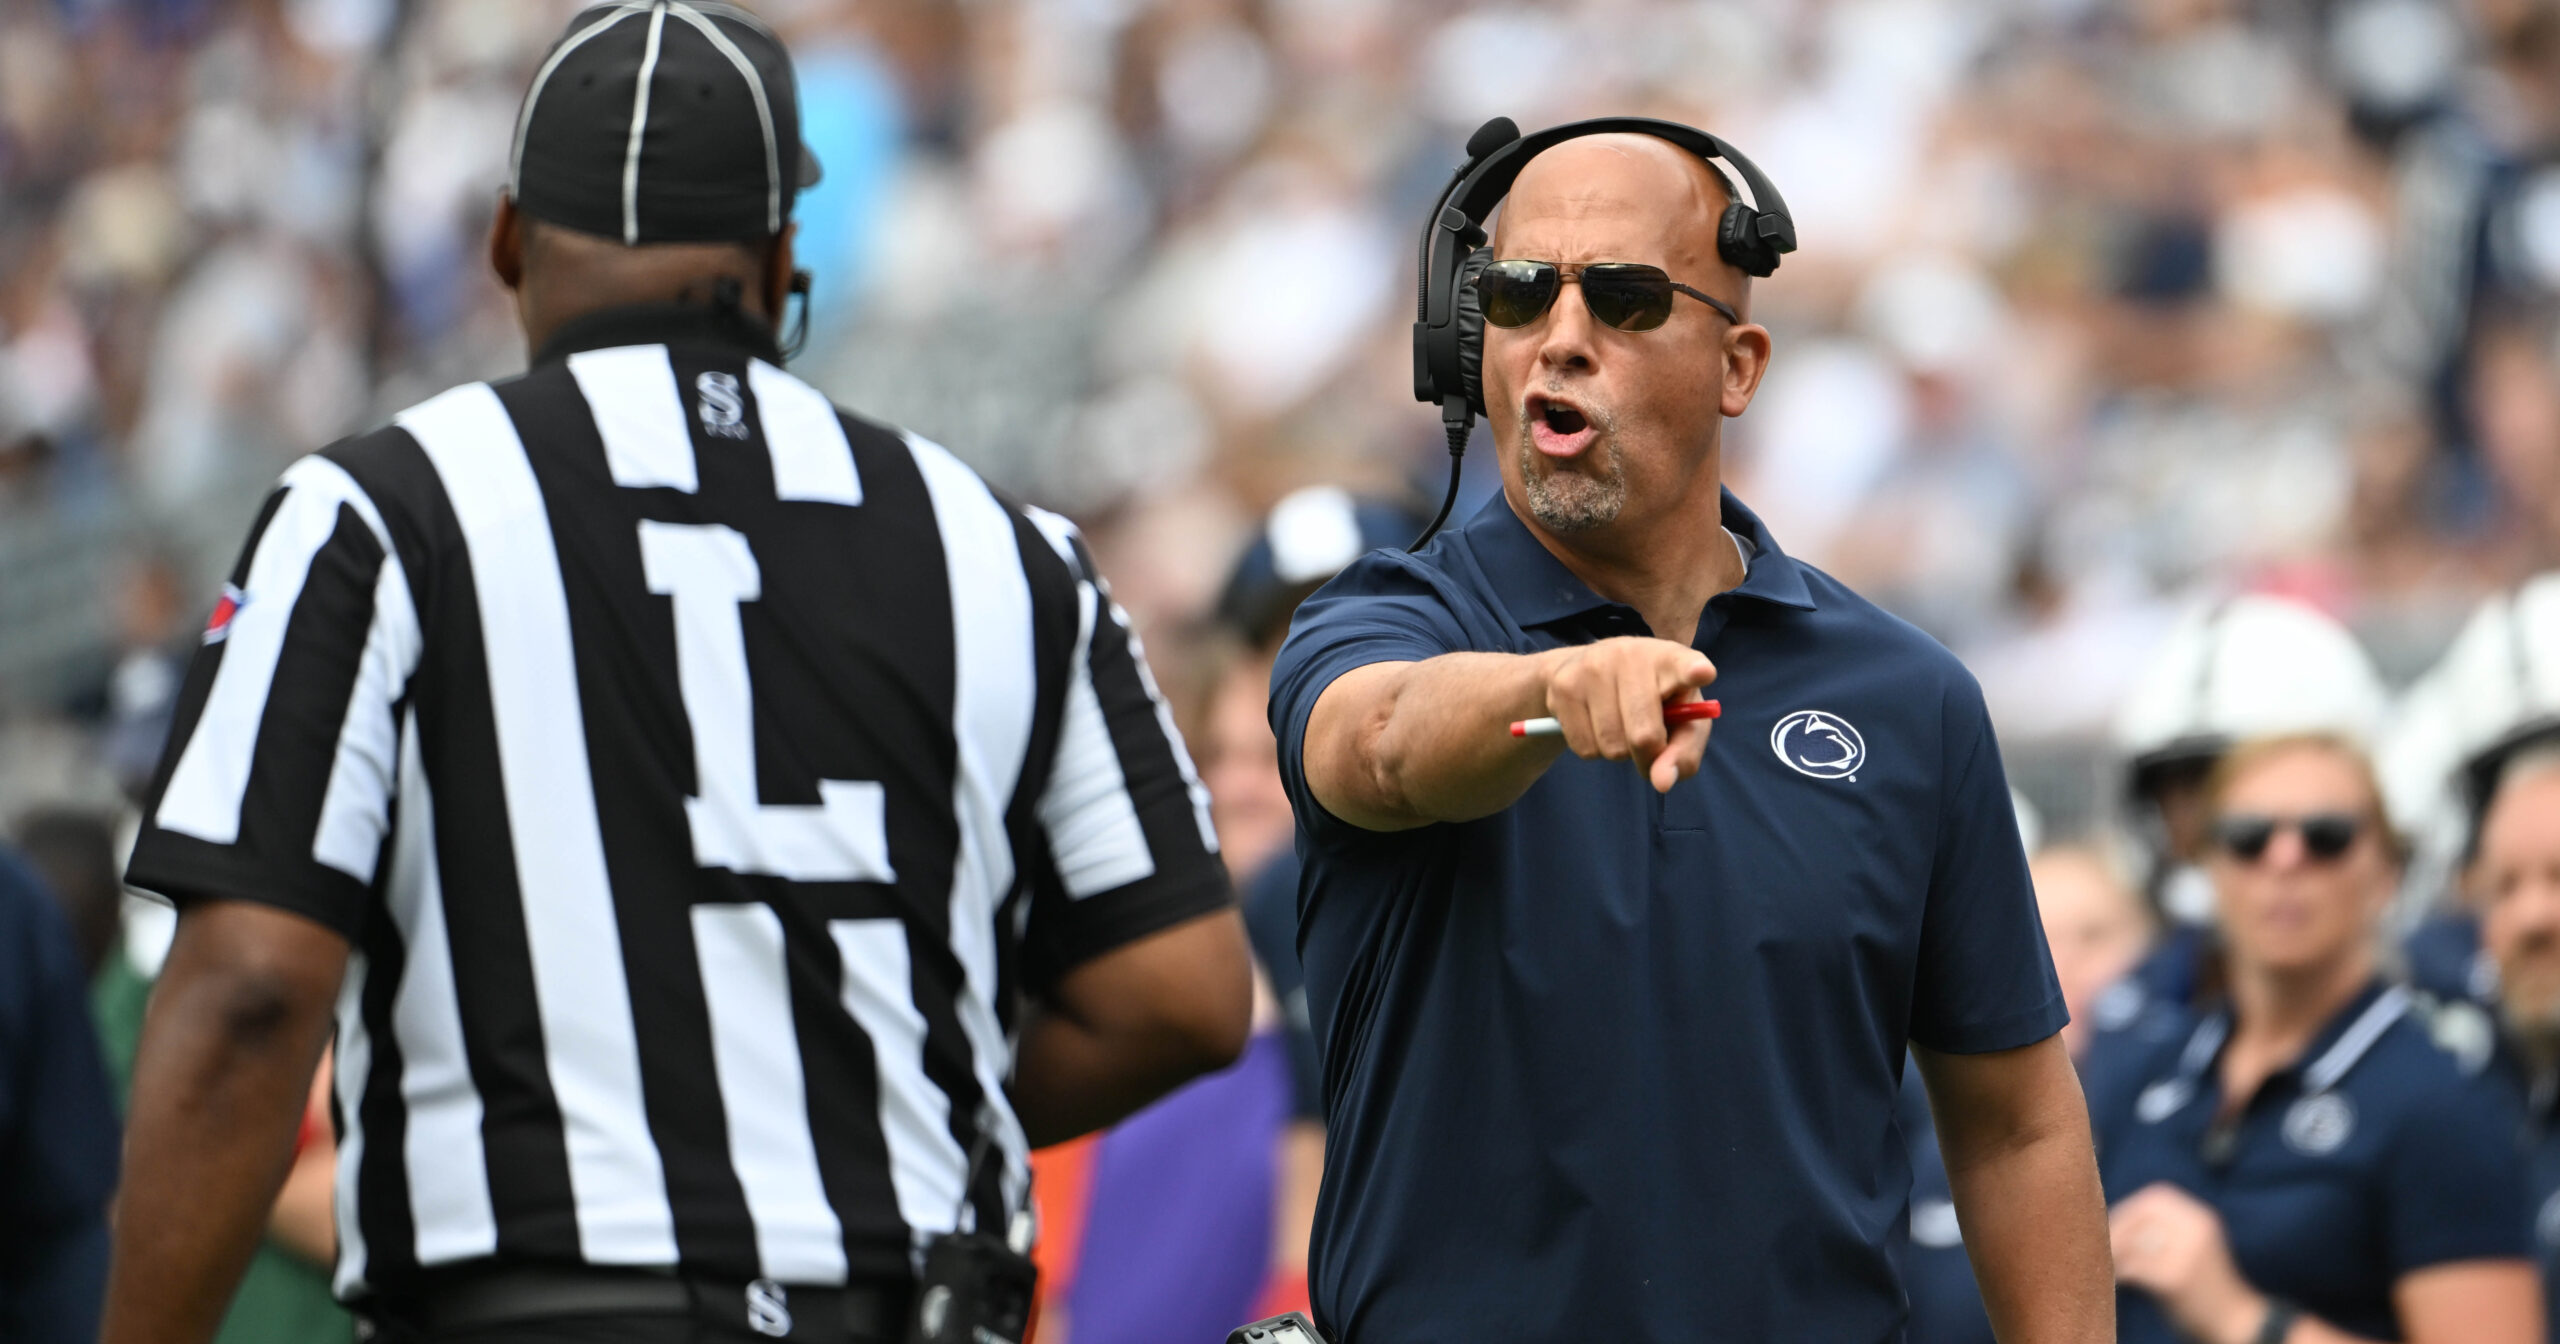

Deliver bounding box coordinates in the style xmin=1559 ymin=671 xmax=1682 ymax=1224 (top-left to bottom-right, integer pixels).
xmin=1060 ymin=375 xmax=1212 ymax=513
xmin=2382 ymin=572 xmax=2560 ymax=829
xmin=973 ymin=99 xmax=1145 ymax=264
xmin=1420 ymin=8 xmax=1575 ymax=130
xmin=1266 ymin=485 xmax=1367 ymax=585
xmin=2144 ymin=21 xmax=2297 ymax=139
xmin=1854 ymin=253 xmax=2009 ymax=376
xmin=2380 ymin=573 xmax=2560 ymax=924
xmin=1156 ymin=22 xmax=1274 ymax=163
xmin=2500 ymin=166 xmax=2560 ymax=292
xmin=1732 ymin=337 xmax=1909 ymax=562
xmin=2113 ymin=593 xmax=2388 ymax=926
xmin=2011 ymin=788 xmax=2045 ymax=855
xmin=2215 ymin=186 xmax=2384 ymax=322
xmin=2112 ymin=592 xmax=2392 ymax=765
xmin=284 ymin=0 xmax=395 ymax=56
xmin=2330 ymin=0 xmax=2465 ymax=117
xmin=1191 ymin=186 xmax=1392 ymax=417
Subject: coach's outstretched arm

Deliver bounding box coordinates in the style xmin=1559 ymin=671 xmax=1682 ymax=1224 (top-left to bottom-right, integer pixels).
xmin=101 ymin=901 xmax=346 ymax=1344
xmin=1305 ymin=635 xmax=1718 ymax=831
xmin=1916 ymin=1038 xmax=2116 ymax=1344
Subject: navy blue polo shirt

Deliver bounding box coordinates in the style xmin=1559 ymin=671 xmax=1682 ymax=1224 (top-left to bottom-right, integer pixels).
xmin=2480 ymin=1028 xmax=2560 ymax=1344
xmin=1269 ymin=489 xmax=2066 ymax=1344
xmin=2402 ymin=912 xmax=2496 ymax=1006
xmin=2076 ymin=928 xmax=2212 ymax=1131
xmin=2095 ymin=982 xmax=2531 ymax=1343
xmin=0 ymin=846 xmax=118 ymax=1343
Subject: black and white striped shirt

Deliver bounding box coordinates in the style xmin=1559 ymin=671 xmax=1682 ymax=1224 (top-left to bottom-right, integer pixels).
xmin=125 ymin=304 xmax=1230 ymax=1302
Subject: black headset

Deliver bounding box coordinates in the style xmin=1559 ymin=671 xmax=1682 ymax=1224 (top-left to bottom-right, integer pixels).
xmin=1405 ymin=116 xmax=1797 ymax=549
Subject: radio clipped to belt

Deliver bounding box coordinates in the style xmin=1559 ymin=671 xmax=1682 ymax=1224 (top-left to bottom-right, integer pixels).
xmin=904 ymin=1109 xmax=1037 ymax=1344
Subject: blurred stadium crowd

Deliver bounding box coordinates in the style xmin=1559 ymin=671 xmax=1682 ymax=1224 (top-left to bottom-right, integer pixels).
xmin=14 ymin=0 xmax=2560 ymax=1339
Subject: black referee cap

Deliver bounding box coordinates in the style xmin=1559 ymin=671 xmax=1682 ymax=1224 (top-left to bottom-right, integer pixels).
xmin=509 ymin=0 xmax=823 ymax=246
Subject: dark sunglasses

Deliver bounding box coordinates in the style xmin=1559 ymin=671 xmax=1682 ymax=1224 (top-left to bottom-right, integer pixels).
xmin=1474 ymin=259 xmax=1741 ymax=333
xmin=2212 ymin=812 xmax=2365 ymax=863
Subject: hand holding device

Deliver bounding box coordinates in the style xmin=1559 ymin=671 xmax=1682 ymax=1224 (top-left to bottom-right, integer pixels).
xmin=1533 ymin=637 xmax=1719 ymax=793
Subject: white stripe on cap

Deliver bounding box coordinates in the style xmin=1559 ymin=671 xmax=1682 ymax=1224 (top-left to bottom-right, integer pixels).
xmin=665 ymin=2 xmax=784 ymax=235
xmin=509 ymin=3 xmax=649 ymax=199
xmin=621 ymin=2 xmax=671 ymax=246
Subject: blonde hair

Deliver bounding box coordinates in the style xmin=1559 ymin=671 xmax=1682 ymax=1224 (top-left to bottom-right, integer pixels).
xmin=2202 ymin=733 xmax=2405 ymax=864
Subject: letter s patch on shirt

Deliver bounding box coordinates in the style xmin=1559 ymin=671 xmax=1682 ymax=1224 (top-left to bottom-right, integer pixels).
xmin=697 ymin=371 xmax=750 ymax=440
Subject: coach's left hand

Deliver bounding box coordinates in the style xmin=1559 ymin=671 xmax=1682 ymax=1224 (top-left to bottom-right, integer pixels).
xmin=2110 ymin=1182 xmax=2268 ymax=1344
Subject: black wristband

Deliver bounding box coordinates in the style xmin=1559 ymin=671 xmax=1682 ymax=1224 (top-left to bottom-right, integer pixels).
xmin=2251 ymin=1298 xmax=2300 ymax=1344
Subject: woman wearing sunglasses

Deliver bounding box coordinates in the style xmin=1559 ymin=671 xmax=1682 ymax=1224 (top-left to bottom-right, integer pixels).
xmin=2095 ymin=733 xmax=2541 ymax=1344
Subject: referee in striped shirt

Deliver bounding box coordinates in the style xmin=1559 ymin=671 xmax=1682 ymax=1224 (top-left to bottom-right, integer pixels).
xmin=101 ymin=6 xmax=1249 ymax=1342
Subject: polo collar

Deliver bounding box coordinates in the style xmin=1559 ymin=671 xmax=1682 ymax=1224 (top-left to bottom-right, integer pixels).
xmin=531 ymin=300 xmax=785 ymax=369
xmin=1459 ymin=485 xmax=1818 ymax=631
xmin=2175 ymin=980 xmax=2409 ymax=1096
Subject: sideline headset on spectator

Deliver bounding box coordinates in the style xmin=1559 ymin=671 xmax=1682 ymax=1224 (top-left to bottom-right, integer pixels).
xmin=1405 ymin=116 xmax=1798 ymax=549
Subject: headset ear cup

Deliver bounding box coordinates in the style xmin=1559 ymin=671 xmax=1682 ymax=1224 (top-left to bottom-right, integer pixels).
xmin=1455 ymin=247 xmax=1492 ymax=418
xmin=1717 ymin=202 xmax=1775 ymax=278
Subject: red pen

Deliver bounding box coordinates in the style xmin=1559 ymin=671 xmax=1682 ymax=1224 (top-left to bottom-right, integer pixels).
xmin=1509 ymin=699 xmax=1721 ymax=738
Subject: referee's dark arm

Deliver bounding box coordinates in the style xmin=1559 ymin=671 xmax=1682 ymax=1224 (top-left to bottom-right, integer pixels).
xmin=100 ymin=7 xmax=1246 ymax=1343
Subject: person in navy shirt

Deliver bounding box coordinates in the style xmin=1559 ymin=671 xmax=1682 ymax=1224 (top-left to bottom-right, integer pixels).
xmin=2080 ymin=599 xmax=2394 ymax=1140
xmin=0 ymin=843 xmax=119 ymax=1343
xmin=2095 ymin=734 xmax=2539 ymax=1344
xmin=1272 ymin=132 xmax=2111 ymax=1344
xmin=1905 ymin=845 xmax=2153 ymax=1344
xmin=2468 ymin=745 xmax=2560 ymax=1343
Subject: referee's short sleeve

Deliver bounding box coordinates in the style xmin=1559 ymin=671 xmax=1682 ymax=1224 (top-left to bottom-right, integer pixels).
xmin=1020 ymin=520 xmax=1231 ymax=985
xmin=1268 ymin=556 xmax=1471 ymax=841
xmin=1908 ymin=676 xmax=2067 ymax=1055
xmin=126 ymin=456 xmax=420 ymax=942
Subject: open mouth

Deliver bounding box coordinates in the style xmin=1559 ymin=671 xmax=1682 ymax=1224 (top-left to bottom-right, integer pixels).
xmin=1526 ymin=392 xmax=1598 ymax=458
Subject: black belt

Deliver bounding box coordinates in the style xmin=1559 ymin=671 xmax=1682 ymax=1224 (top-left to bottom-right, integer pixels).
xmin=363 ymin=1265 xmax=913 ymax=1342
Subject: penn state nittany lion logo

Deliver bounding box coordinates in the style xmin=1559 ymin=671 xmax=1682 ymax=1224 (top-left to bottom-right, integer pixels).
xmin=1770 ymin=709 xmax=1865 ymax=781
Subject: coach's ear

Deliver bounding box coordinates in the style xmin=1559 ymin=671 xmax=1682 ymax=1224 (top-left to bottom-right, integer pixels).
xmin=490 ymin=191 xmax=524 ymax=292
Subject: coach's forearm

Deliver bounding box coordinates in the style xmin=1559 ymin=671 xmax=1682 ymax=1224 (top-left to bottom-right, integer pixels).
xmin=1310 ymin=651 xmax=1567 ymax=831
xmin=102 ymin=903 xmax=345 ymax=1344
xmin=1923 ymin=1038 xmax=2114 ymax=1344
